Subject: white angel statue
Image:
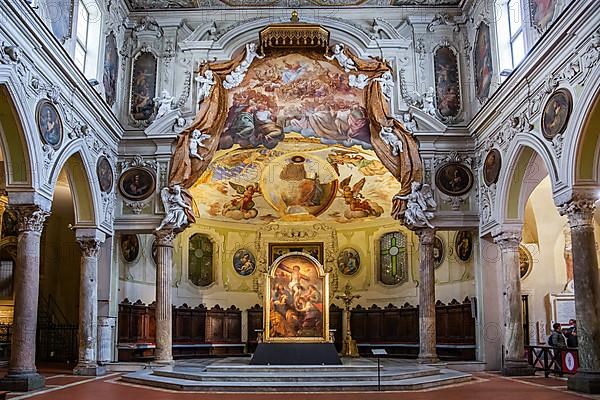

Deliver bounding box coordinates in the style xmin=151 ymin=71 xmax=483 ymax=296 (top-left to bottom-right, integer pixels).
xmin=374 ymin=71 xmax=394 ymax=100
xmin=402 ymin=113 xmax=417 ymax=133
xmin=393 ymin=181 xmax=436 ymax=229
xmin=240 ymin=42 xmax=264 ymax=69
xmin=195 ymin=69 xmax=215 ymax=103
xmin=348 ymin=74 xmax=369 ymax=89
xmin=325 ymin=44 xmax=357 ymax=72
xmin=189 ymin=129 xmax=210 ymax=160
xmin=156 ymin=185 xmax=193 ymax=231
xmin=153 ymin=90 xmax=175 ymax=119
xmin=223 ymin=66 xmax=245 ymax=90
xmin=379 ymin=126 xmax=404 ymax=156
xmin=421 ymin=87 xmax=436 ymax=116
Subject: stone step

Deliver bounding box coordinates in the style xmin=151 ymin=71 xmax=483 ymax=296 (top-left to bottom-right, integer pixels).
xmin=205 ymin=363 xmax=380 ymax=373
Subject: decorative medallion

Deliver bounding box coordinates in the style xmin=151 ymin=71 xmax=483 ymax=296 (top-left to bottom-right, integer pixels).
xmin=519 ymin=244 xmax=533 ymax=279
xmin=120 ymin=234 xmax=140 ymax=263
xmin=337 ymin=248 xmax=360 ymax=276
xmin=97 ymin=156 xmax=113 ymax=193
xmin=541 ymin=88 xmax=572 ymax=140
xmin=454 ymin=230 xmax=473 ymax=262
xmin=118 ymin=168 xmax=156 ymax=201
xmin=435 ymin=162 xmax=473 ymax=196
xmin=433 ymin=235 xmax=445 ymax=269
xmin=36 ymin=100 xmax=63 ymax=149
xmin=483 ymin=149 xmax=501 ymax=186
xmin=233 ymin=248 xmax=256 ymax=276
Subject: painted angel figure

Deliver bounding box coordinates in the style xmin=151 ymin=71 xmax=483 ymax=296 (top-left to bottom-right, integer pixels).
xmin=195 ymin=69 xmax=215 ymax=103
xmin=379 ymin=126 xmax=404 ymax=156
xmin=153 ymin=90 xmax=175 ymax=119
xmin=393 ymin=181 xmax=436 ymax=229
xmin=156 ymin=185 xmax=193 ymax=231
xmin=374 ymin=71 xmax=394 ymax=100
xmin=325 ymin=44 xmax=357 ymax=72
xmin=189 ymin=129 xmax=211 ymax=160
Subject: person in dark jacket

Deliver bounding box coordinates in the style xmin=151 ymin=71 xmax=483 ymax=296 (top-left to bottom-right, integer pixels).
xmin=548 ymin=323 xmax=567 ymax=347
xmin=565 ymin=319 xmax=578 ymax=347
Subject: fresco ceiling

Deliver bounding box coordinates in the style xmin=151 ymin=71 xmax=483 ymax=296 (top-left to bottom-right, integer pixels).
xmin=127 ymin=0 xmax=459 ymax=10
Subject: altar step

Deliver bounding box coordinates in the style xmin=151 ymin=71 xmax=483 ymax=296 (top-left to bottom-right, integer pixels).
xmin=121 ymin=357 xmax=472 ymax=392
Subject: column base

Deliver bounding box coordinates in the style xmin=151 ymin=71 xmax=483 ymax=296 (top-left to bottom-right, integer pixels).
xmin=0 ymin=372 xmax=45 ymax=392
xmin=502 ymin=359 xmax=535 ymax=376
xmin=153 ymin=358 xmax=174 ymax=366
xmin=73 ymin=363 xmax=106 ymax=376
xmin=568 ymin=370 xmax=600 ymax=394
xmin=417 ymin=354 xmax=439 ymax=364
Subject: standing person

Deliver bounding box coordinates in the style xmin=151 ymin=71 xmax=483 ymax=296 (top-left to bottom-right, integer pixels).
xmin=548 ymin=323 xmax=567 ymax=348
xmin=565 ymin=319 xmax=578 ymax=347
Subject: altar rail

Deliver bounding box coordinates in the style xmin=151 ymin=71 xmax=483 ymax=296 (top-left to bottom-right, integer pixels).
xmin=525 ymin=345 xmax=579 ymax=377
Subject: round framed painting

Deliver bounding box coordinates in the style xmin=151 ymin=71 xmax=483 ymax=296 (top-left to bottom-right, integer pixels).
xmin=433 ymin=235 xmax=445 ymax=269
xmin=233 ymin=249 xmax=256 ymax=276
xmin=455 ymin=230 xmax=473 ymax=262
xmin=36 ymin=100 xmax=63 ymax=149
xmin=97 ymin=156 xmax=114 ymax=193
xmin=435 ymin=163 xmax=474 ymax=196
xmin=118 ymin=168 xmax=156 ymax=201
xmin=542 ymin=88 xmax=572 ymax=140
xmin=483 ymin=149 xmax=502 ymax=186
xmin=120 ymin=234 xmax=140 ymax=263
xmin=338 ymin=248 xmax=360 ymax=276
xmin=519 ymin=245 xmax=533 ymax=279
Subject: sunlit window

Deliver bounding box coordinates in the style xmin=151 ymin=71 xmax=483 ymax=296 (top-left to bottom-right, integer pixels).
xmin=73 ymin=0 xmax=102 ymax=79
xmin=74 ymin=1 xmax=89 ymax=71
xmin=496 ymin=0 xmax=527 ymax=76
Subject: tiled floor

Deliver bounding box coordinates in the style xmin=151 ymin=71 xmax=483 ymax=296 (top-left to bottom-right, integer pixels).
xmin=1 ymin=366 xmax=600 ymax=400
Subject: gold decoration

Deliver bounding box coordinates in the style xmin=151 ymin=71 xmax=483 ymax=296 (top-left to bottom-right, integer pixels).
xmin=259 ymin=11 xmax=329 ymax=53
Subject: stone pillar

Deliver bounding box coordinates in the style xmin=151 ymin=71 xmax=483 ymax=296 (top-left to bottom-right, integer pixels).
xmin=416 ymin=228 xmax=438 ymax=363
xmin=73 ymin=235 xmax=105 ymax=376
xmin=559 ymin=195 xmax=600 ymax=394
xmin=493 ymin=230 xmax=534 ymax=376
xmin=0 ymin=205 xmax=50 ymax=392
xmin=154 ymin=229 xmax=175 ymax=364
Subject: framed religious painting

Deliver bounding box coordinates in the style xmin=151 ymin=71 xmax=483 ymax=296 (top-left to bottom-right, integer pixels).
xmin=233 ymin=248 xmax=256 ymax=276
xmin=435 ymin=162 xmax=474 ymax=197
xmin=483 ymin=149 xmax=502 ymax=186
xmin=541 ymin=88 xmax=572 ymax=140
xmin=530 ymin=0 xmax=557 ymax=33
xmin=454 ymin=230 xmax=473 ymax=262
xmin=264 ymin=252 xmax=329 ymax=342
xmin=433 ymin=46 xmax=462 ymax=119
xmin=433 ymin=235 xmax=445 ymax=269
xmin=268 ymin=242 xmax=323 ymax=265
xmin=519 ymin=245 xmax=533 ymax=279
xmin=103 ymin=31 xmax=119 ymax=107
xmin=118 ymin=168 xmax=156 ymax=201
xmin=473 ymin=22 xmax=493 ymax=102
xmin=337 ymin=248 xmax=360 ymax=276
xmin=36 ymin=100 xmax=63 ymax=149
xmin=129 ymin=51 xmax=157 ymax=122
xmin=96 ymin=156 xmax=113 ymax=193
xmin=120 ymin=234 xmax=140 ymax=263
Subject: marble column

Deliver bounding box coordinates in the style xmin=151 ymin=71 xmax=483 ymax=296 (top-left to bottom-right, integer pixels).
xmin=559 ymin=195 xmax=600 ymax=394
xmin=493 ymin=230 xmax=534 ymax=376
xmin=73 ymin=235 xmax=105 ymax=376
xmin=416 ymin=228 xmax=438 ymax=363
xmin=0 ymin=205 xmax=50 ymax=392
xmin=154 ymin=229 xmax=175 ymax=364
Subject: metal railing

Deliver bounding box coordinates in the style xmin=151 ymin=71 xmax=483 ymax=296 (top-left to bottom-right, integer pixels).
xmin=526 ymin=345 xmax=579 ymax=377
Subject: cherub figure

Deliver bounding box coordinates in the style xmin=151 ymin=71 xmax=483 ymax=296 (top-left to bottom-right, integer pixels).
xmin=338 ymin=175 xmax=383 ymax=218
xmin=374 ymin=71 xmax=394 ymax=100
xmin=223 ymin=65 xmax=245 ymax=90
xmin=156 ymin=185 xmax=193 ymax=231
xmin=349 ymin=74 xmax=369 ymax=89
xmin=222 ymin=182 xmax=261 ymax=220
xmin=189 ymin=129 xmax=211 ymax=160
xmin=241 ymin=42 xmax=264 ymax=69
xmin=379 ymin=126 xmax=404 ymax=156
xmin=421 ymin=86 xmax=436 ymax=116
xmin=195 ymin=69 xmax=215 ymax=103
xmin=393 ymin=181 xmax=436 ymax=229
xmin=153 ymin=89 xmax=175 ymax=119
xmin=325 ymin=44 xmax=357 ymax=72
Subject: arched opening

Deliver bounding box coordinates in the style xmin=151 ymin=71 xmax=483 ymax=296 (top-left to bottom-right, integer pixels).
xmin=574 ymin=87 xmax=600 ymax=185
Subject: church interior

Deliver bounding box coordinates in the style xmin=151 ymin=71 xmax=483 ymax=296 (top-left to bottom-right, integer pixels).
xmin=0 ymin=0 xmax=599 ymax=398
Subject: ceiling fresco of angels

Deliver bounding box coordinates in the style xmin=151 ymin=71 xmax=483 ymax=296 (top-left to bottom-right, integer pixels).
xmin=219 ymin=53 xmax=371 ymax=151
xmin=189 ymin=139 xmax=399 ymax=224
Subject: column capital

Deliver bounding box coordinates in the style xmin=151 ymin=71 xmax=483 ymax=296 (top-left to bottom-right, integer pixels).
xmin=493 ymin=230 xmax=522 ymax=250
xmin=154 ymin=229 xmax=176 ymax=247
xmin=76 ymin=237 xmax=102 ymax=258
xmin=558 ymin=193 xmax=596 ymax=229
xmin=10 ymin=205 xmax=50 ymax=234
xmin=415 ymin=227 xmax=436 ymax=245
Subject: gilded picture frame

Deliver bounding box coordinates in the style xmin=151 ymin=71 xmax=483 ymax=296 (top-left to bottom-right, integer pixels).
xmin=264 ymin=252 xmax=329 ymax=343
xmin=268 ymin=242 xmax=324 ymax=265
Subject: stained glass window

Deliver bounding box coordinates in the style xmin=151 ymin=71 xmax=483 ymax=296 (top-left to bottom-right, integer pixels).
xmin=188 ymin=234 xmax=213 ymax=287
xmin=379 ymin=232 xmax=408 ymax=286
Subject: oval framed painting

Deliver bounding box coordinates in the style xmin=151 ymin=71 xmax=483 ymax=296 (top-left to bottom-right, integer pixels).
xmin=435 ymin=163 xmax=473 ymax=196
xmin=36 ymin=100 xmax=63 ymax=149
xmin=483 ymin=149 xmax=502 ymax=186
xmin=338 ymin=248 xmax=360 ymax=276
xmin=233 ymin=248 xmax=256 ymax=276
xmin=97 ymin=156 xmax=114 ymax=193
xmin=433 ymin=235 xmax=445 ymax=269
xmin=519 ymin=245 xmax=533 ymax=279
xmin=120 ymin=234 xmax=140 ymax=263
xmin=542 ymin=88 xmax=572 ymax=140
xmin=118 ymin=168 xmax=156 ymax=201
xmin=455 ymin=230 xmax=473 ymax=262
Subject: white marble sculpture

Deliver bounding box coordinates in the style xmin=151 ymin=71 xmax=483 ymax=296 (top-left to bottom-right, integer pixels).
xmin=195 ymin=69 xmax=215 ymax=103
xmin=189 ymin=129 xmax=211 ymax=160
xmin=326 ymin=44 xmax=357 ymax=72
xmin=374 ymin=71 xmax=394 ymax=100
xmin=223 ymin=43 xmax=263 ymax=90
xmin=379 ymin=126 xmax=404 ymax=156
xmin=402 ymin=113 xmax=417 ymax=133
xmin=240 ymin=42 xmax=263 ymax=69
xmin=153 ymin=90 xmax=175 ymax=119
xmin=348 ymin=74 xmax=369 ymax=89
xmin=421 ymin=87 xmax=436 ymax=116
xmin=394 ymin=181 xmax=437 ymax=229
xmin=156 ymin=185 xmax=193 ymax=231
